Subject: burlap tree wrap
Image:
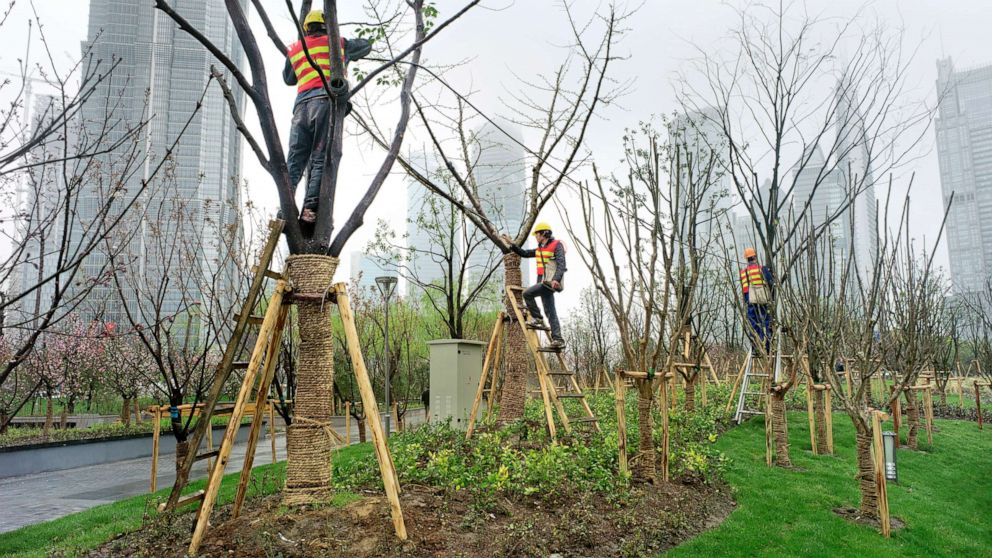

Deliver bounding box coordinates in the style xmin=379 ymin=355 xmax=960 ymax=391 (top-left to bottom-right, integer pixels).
xmin=904 ymin=389 xmax=920 ymax=450
xmin=284 ymin=255 xmax=338 ymax=505
xmin=497 ymin=252 xmax=528 ymax=423
xmin=770 ymin=390 xmax=791 ymax=466
xmin=813 ymin=390 xmax=829 ymax=454
xmin=683 ymin=372 xmax=697 ymax=412
xmin=635 ymin=380 xmax=657 ymax=482
xmin=855 ymin=426 xmax=879 ymax=518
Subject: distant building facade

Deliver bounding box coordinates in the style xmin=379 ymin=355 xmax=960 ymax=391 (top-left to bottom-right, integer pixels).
xmin=936 ymin=57 xmax=992 ymax=295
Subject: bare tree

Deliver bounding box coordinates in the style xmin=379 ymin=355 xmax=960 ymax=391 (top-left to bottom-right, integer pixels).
xmin=383 ymin=4 xmax=625 ymax=423
xmin=682 ymin=2 xmax=934 ymax=466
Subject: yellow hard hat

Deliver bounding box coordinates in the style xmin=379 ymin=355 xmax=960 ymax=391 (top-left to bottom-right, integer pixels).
xmin=532 ymin=222 xmax=552 ymax=236
xmin=303 ymin=10 xmax=325 ymax=29
xmin=743 ymin=247 xmax=757 ymax=259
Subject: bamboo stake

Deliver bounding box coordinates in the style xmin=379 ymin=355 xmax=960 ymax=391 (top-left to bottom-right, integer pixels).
xmin=150 ymin=407 xmax=161 ymax=493
xmin=334 ymin=283 xmax=407 ymax=540
xmin=614 ymin=371 xmax=627 ymax=476
xmin=871 ymin=411 xmax=891 ymax=538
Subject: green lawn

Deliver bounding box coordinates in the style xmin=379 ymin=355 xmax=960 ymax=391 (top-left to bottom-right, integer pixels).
xmin=0 ymin=444 xmax=371 ymax=558
xmin=666 ymin=413 xmax=992 ymax=557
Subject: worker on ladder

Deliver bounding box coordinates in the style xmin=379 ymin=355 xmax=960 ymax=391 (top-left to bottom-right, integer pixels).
xmin=740 ymin=247 xmax=773 ymax=355
xmin=506 ymin=223 xmax=567 ymax=350
xmin=283 ymin=10 xmax=370 ymax=223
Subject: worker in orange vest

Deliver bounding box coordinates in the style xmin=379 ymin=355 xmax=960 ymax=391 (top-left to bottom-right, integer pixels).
xmin=740 ymin=247 xmax=773 ymax=354
xmin=283 ymin=10 xmax=370 ymax=223
xmin=506 ymin=223 xmax=567 ymax=350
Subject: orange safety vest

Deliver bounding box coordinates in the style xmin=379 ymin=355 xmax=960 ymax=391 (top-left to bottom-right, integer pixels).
xmin=287 ymin=35 xmax=345 ymax=94
xmin=536 ymin=239 xmax=561 ymax=278
xmin=739 ymin=263 xmax=765 ymax=294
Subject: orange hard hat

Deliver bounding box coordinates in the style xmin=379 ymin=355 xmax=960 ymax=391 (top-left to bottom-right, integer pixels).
xmin=743 ymin=247 xmax=757 ymax=259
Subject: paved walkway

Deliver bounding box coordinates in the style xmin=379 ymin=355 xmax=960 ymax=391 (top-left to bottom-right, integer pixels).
xmin=0 ymin=411 xmax=426 ymax=534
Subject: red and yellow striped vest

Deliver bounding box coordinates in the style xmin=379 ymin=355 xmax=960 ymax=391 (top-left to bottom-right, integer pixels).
xmin=536 ymin=239 xmax=561 ymax=278
xmin=287 ymin=35 xmax=345 ymax=94
xmin=739 ymin=263 xmax=765 ymax=294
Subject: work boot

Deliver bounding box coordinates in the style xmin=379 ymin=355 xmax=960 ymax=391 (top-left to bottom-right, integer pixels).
xmin=548 ymin=338 xmax=566 ymax=350
xmin=300 ymin=207 xmax=317 ymax=224
xmin=526 ymin=318 xmax=549 ymax=331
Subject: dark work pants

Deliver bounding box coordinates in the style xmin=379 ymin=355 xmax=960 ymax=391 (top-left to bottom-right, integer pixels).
xmin=523 ymin=282 xmax=562 ymax=341
xmin=746 ymin=303 xmax=771 ymax=352
xmin=286 ymin=96 xmax=330 ymax=211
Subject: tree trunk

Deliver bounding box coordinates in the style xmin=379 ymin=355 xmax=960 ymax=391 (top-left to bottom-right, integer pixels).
xmin=813 ymin=389 xmax=829 ymax=454
xmin=497 ymin=253 xmax=529 ymax=423
xmin=939 ymin=388 xmax=947 ymax=407
xmin=175 ymin=440 xmax=190 ymax=473
xmin=683 ymin=373 xmax=696 ymax=412
xmin=44 ymin=396 xmax=53 ymax=436
xmin=770 ymin=388 xmax=791 ymax=467
xmin=121 ymin=398 xmax=131 ymax=427
xmin=59 ymin=406 xmax=69 ymax=430
xmin=854 ymin=423 xmax=878 ymax=519
xmin=284 ymin=255 xmax=339 ymax=506
xmin=905 ymin=389 xmax=920 ymax=450
xmin=635 ymin=380 xmax=657 ymax=482
xmin=0 ymin=412 xmax=7 ymax=435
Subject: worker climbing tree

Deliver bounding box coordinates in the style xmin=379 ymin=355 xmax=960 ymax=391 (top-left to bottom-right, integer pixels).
xmin=740 ymin=247 xmax=773 ymax=355
xmin=506 ymin=223 xmax=568 ymax=350
xmin=283 ymin=10 xmax=371 ymax=223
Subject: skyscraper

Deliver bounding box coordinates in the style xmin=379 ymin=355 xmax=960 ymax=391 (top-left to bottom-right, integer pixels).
xmin=405 ymin=152 xmax=456 ymax=286
xmin=936 ymin=57 xmax=992 ymax=295
xmin=470 ymin=123 xmax=527 ymax=285
xmin=77 ymin=1 xmax=245 ymax=328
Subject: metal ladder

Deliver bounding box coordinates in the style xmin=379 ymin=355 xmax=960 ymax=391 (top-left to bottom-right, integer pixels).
xmin=734 ymin=352 xmax=771 ymax=423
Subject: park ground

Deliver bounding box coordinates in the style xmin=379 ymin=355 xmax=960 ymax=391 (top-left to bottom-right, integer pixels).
xmin=0 ymin=405 xmax=989 ymax=557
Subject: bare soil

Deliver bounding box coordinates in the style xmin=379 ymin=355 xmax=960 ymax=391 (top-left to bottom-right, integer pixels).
xmin=87 ymin=480 xmax=734 ymax=558
xmin=832 ymin=506 xmax=905 ymax=531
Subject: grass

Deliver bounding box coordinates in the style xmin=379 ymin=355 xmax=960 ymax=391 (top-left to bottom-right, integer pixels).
xmin=666 ymin=412 xmax=992 ymax=558
xmin=0 ymin=443 xmax=372 ymax=558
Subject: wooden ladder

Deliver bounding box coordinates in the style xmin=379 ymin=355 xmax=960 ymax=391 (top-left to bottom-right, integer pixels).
xmin=164 ymin=219 xmax=286 ymax=512
xmin=505 ymin=285 xmax=600 ymax=441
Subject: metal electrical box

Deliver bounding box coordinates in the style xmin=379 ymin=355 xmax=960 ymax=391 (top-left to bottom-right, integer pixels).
xmin=427 ymin=339 xmax=487 ymax=429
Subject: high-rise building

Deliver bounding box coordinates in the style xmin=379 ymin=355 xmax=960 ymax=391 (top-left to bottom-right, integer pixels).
xmin=405 ymin=152 xmax=456 ymax=286
xmin=75 ymin=1 xmax=245 ymax=329
xmin=470 ymin=123 xmax=527 ymax=285
xmin=350 ymin=250 xmax=399 ymax=294
xmin=936 ymin=57 xmax=992 ymax=295
xmin=670 ymin=108 xmax=733 ymax=245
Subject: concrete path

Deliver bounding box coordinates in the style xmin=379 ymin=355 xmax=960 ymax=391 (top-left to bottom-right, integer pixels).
xmin=0 ymin=411 xmax=426 ymax=534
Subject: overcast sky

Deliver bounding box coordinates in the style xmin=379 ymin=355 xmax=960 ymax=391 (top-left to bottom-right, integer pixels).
xmin=2 ymin=0 xmax=989 ymax=315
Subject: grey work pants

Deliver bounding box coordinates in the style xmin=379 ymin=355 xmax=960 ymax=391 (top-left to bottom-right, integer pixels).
xmin=523 ymin=282 xmax=562 ymax=341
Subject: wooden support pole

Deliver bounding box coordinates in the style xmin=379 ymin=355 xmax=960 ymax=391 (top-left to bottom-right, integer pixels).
xmin=660 ymin=373 xmax=670 ymax=482
xmin=725 ymin=356 xmax=748 ymax=415
xmin=956 ymin=376 xmax=965 ymax=409
xmin=150 ymin=407 xmax=161 ymax=493
xmin=701 ymin=369 xmax=708 ymax=406
xmin=805 ymin=376 xmax=817 ymax=455
xmin=233 ymin=304 xmax=289 ymax=519
xmin=269 ymin=400 xmax=277 ymax=463
xmin=976 ymin=383 xmax=984 ymax=431
xmin=206 ymin=421 xmax=214 ymax=472
xmin=765 ymin=380 xmax=773 ymax=467
xmin=824 ymin=386 xmax=834 ymax=453
xmin=345 ymin=401 xmax=352 ymax=443
xmin=466 ymin=315 xmax=502 ymax=439
xmin=335 ymin=283 xmax=407 ymax=540
xmin=890 ymin=388 xmax=901 ymax=447
xmin=614 ymin=371 xmax=627 ymax=476
xmin=392 ymin=401 xmax=400 ymax=433
xmin=871 ymin=411 xmax=891 ymax=538
xmin=924 ymin=387 xmax=934 ymax=446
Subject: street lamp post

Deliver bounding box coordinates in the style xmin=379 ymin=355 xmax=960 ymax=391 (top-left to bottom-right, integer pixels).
xmin=375 ymin=276 xmax=398 ymax=438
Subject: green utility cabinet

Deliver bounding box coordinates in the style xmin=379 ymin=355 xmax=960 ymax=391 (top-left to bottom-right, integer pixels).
xmin=427 ymin=339 xmax=487 ymax=429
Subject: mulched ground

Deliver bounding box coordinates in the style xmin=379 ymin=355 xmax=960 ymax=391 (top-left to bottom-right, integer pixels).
xmin=87 ymin=480 xmax=735 ymax=558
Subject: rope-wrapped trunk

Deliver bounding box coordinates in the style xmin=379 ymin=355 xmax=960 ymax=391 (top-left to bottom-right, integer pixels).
xmin=635 ymin=380 xmax=657 ymax=482
xmin=770 ymin=389 xmax=791 ymax=467
xmin=497 ymin=253 xmax=528 ymax=423
xmin=284 ymin=255 xmax=338 ymax=505
xmin=813 ymin=389 xmax=829 ymax=454
xmin=905 ymin=389 xmax=920 ymax=450
xmin=683 ymin=372 xmax=697 ymax=412
xmin=855 ymin=424 xmax=878 ymax=518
